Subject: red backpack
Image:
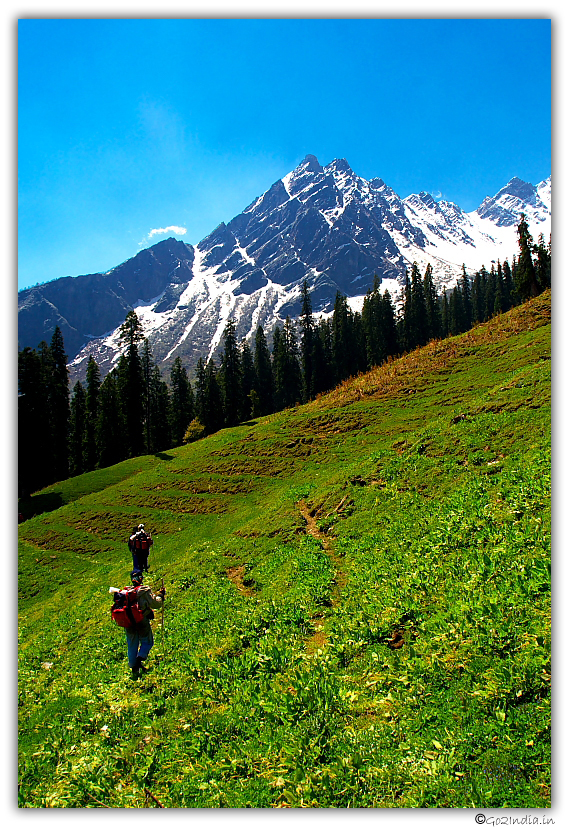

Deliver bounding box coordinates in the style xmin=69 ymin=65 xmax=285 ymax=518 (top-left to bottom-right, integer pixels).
xmin=135 ymin=532 xmax=151 ymax=552
xmin=111 ymin=586 xmax=145 ymax=628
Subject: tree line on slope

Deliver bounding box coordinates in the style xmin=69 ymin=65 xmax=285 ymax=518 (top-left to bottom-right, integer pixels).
xmin=18 ymin=216 xmax=550 ymax=498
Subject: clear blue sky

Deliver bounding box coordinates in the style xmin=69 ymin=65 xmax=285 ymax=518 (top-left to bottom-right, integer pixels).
xmin=17 ymin=17 xmax=551 ymax=291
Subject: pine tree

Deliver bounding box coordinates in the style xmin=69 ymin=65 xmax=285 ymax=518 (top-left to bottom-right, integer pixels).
xmin=283 ymin=317 xmax=303 ymax=407
xmin=460 ymin=266 xmax=473 ymax=331
xmin=515 ymin=213 xmax=539 ymax=300
xmin=351 ymin=311 xmax=368 ymax=375
xmin=534 ymin=233 xmax=551 ymax=292
xmin=510 ymin=256 xmax=519 ymax=305
xmin=448 ymin=287 xmax=461 ymax=335
xmin=495 ymin=262 xmax=507 ymax=314
xmin=38 ymin=340 xmax=56 ymax=476
xmin=148 ymin=365 xmax=172 ymax=453
xmin=84 ymin=356 xmax=101 ymax=471
xmin=362 ymin=275 xmax=383 ymax=368
xmin=401 ymin=268 xmax=412 ymax=351
xmin=96 ymin=371 xmax=127 ymax=468
xmin=196 ymin=358 xmax=224 ymax=434
xmin=18 ymin=347 xmax=51 ymax=495
xmin=69 ymin=381 xmax=87 ymax=476
xmin=253 ymin=326 xmax=274 ymax=415
xmin=440 ymin=291 xmax=449 ymax=337
xmin=194 ymin=357 xmax=207 ymax=428
xmin=273 ymin=320 xmax=302 ymax=410
xmin=169 ymin=357 xmax=194 ymax=447
xmin=219 ymin=318 xmax=242 ymax=427
xmin=409 ymin=263 xmax=429 ymax=346
xmin=239 ymin=339 xmax=256 ymax=421
xmin=204 ymin=359 xmax=225 ymax=433
xmin=423 ymin=264 xmax=441 ymax=341
xmin=299 ymin=279 xmax=315 ymax=401
xmin=381 ymin=290 xmax=400 ymax=357
xmin=316 ymin=318 xmax=334 ymax=394
xmin=140 ymin=340 xmax=155 ymax=453
xmin=49 ymin=326 xmax=71 ymax=482
xmin=117 ymin=310 xmax=145 ymax=457
xmin=471 ymin=269 xmax=484 ymax=324
xmin=332 ymin=293 xmax=352 ymax=382
xmin=502 ymin=259 xmax=515 ymax=310
xmin=485 ymin=266 xmax=497 ymax=320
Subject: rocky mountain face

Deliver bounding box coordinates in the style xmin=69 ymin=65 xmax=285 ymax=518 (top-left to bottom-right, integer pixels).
xmin=18 ymin=155 xmax=551 ymax=383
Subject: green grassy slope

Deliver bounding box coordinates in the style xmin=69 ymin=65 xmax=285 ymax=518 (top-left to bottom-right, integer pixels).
xmin=18 ymin=292 xmax=551 ymax=808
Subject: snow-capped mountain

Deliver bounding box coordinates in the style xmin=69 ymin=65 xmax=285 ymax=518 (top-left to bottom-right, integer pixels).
xmin=17 ymin=155 xmax=550 ymax=383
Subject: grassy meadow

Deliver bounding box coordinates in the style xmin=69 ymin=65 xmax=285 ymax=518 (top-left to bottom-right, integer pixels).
xmin=18 ymin=291 xmax=551 ymax=808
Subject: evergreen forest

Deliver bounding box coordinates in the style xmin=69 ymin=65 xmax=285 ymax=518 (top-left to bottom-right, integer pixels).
xmin=18 ymin=216 xmax=550 ymax=506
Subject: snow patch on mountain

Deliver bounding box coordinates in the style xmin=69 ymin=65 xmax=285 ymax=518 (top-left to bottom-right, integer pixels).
xmin=23 ymin=155 xmax=549 ymax=385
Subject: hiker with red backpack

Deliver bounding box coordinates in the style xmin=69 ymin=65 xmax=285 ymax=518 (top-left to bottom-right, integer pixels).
xmin=128 ymin=523 xmax=153 ymax=572
xmin=111 ymin=569 xmax=165 ymax=677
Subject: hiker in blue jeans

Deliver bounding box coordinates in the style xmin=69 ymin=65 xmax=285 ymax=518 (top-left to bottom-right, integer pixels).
xmin=128 ymin=524 xmax=153 ymax=572
xmin=126 ymin=570 xmax=165 ymax=677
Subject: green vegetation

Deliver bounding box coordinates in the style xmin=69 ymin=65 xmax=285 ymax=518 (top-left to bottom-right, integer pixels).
xmin=18 ymin=292 xmax=551 ymax=808
xmin=19 ymin=217 xmax=551 ymax=499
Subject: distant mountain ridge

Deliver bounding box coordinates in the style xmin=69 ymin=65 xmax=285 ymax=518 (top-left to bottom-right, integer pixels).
xmin=17 ymin=154 xmax=551 ymax=382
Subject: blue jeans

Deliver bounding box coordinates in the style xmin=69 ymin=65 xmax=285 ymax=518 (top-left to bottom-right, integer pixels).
xmin=126 ymin=621 xmax=154 ymax=668
xmin=131 ymin=553 xmax=149 ymax=572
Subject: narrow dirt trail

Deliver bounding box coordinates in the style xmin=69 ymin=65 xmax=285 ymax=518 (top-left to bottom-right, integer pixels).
xmin=299 ymin=499 xmax=347 ymax=653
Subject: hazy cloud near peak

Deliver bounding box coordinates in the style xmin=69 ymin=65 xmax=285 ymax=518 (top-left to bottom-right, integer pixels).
xmin=148 ymin=226 xmax=187 ymax=238
xmin=139 ymin=225 xmax=188 ymax=247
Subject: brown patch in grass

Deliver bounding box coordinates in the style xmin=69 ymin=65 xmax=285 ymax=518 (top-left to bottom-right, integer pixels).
xmin=306 ymin=619 xmax=327 ymax=655
xmin=226 ymin=564 xmax=256 ymax=597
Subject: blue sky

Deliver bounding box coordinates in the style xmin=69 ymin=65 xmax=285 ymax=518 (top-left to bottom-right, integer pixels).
xmin=17 ymin=17 xmax=551 ymax=291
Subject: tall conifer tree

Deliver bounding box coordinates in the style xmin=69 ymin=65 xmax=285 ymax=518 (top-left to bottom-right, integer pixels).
xmin=460 ymin=266 xmax=473 ymax=331
xmin=515 ymin=213 xmax=539 ymax=300
xmin=96 ymin=371 xmax=126 ymax=468
xmin=534 ymin=233 xmax=551 ymax=292
xmin=253 ymin=326 xmax=274 ymax=415
xmin=169 ymin=357 xmax=194 ymax=446
xmin=18 ymin=347 xmax=51 ymax=495
xmin=194 ymin=357 xmax=207 ymax=427
xmin=240 ymin=339 xmax=256 ymax=421
xmin=381 ymin=290 xmax=399 ymax=357
xmin=423 ymin=264 xmax=441 ymax=341
xmin=49 ymin=326 xmax=70 ymax=482
xmin=204 ymin=359 xmax=225 ymax=433
xmin=69 ymin=381 xmax=87 ymax=476
xmin=118 ymin=311 xmax=145 ymax=457
xmin=219 ymin=318 xmax=242 ymax=427
xmin=84 ymin=356 xmax=101 ymax=471
xmin=299 ymin=279 xmax=315 ymax=401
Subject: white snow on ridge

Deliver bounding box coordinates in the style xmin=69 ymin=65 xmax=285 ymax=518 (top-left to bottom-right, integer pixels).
xmin=281 ymin=171 xmax=294 ymax=197
xmin=66 ymin=161 xmax=550 ymax=384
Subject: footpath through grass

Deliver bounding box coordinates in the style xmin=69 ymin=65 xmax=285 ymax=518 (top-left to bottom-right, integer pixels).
xmin=18 ymin=292 xmax=551 ymax=808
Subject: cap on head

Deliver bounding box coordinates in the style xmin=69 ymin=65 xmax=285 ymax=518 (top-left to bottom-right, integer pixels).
xmin=131 ymin=570 xmax=144 ymax=584
xmin=138 ymin=524 xmax=145 ymax=530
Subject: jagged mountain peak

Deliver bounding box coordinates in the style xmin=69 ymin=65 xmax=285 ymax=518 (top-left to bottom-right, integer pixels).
xmin=299 ymin=153 xmax=323 ymax=172
xmin=475 ymin=175 xmax=549 ymax=227
xmin=325 ymin=157 xmax=353 ymax=174
xmin=497 ymin=176 xmax=539 ymax=204
xmin=18 ymin=155 xmax=550 ymax=386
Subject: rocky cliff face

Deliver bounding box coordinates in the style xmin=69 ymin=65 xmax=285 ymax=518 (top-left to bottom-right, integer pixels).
xmin=18 ymin=155 xmax=551 ymax=383
xmin=18 ymin=238 xmax=195 ymax=358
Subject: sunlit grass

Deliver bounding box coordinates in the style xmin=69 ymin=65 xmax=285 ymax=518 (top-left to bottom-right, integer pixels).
xmin=18 ymin=292 xmax=550 ymax=808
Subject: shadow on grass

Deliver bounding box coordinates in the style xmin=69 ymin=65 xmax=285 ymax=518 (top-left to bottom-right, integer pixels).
xmin=18 ymin=492 xmax=64 ymax=522
xmin=154 ymin=452 xmax=176 ymax=461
